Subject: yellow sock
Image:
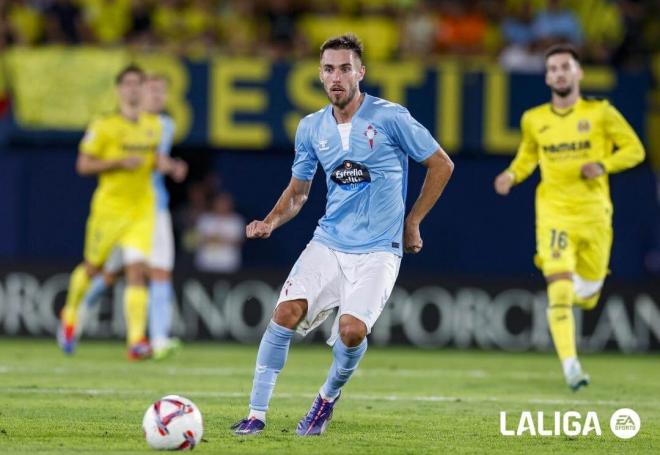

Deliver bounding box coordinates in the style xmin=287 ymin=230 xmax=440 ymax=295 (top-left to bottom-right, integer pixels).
xmin=61 ymin=264 xmax=91 ymax=327
xmin=575 ymin=293 xmax=600 ymax=311
xmin=546 ymin=280 xmax=576 ymax=361
xmin=124 ymin=285 xmax=148 ymax=345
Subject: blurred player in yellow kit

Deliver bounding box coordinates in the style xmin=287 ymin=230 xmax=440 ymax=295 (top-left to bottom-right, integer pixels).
xmin=80 ymin=74 xmax=188 ymax=360
xmin=494 ymin=44 xmax=645 ymax=390
xmin=58 ymin=64 xmax=162 ymax=360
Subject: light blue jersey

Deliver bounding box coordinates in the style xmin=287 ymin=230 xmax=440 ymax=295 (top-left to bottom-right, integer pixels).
xmin=292 ymin=93 xmax=440 ymax=256
xmin=154 ymin=114 xmax=175 ymax=211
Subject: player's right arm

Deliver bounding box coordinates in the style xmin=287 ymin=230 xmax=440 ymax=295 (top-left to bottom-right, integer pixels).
xmin=76 ymin=117 xmax=143 ymax=176
xmin=246 ymin=118 xmax=318 ymax=239
xmin=76 ymin=154 xmax=143 ymax=175
xmin=494 ymin=111 xmax=539 ymax=195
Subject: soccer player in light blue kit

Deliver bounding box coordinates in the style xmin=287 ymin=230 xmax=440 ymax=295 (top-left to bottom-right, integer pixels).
xmin=232 ymin=34 xmax=454 ymax=436
xmin=80 ymin=74 xmax=187 ymax=359
xmin=143 ymin=74 xmax=188 ymax=359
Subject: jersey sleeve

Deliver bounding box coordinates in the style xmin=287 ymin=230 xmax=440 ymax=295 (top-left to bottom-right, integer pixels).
xmin=390 ymin=107 xmax=440 ymax=162
xmin=158 ymin=115 xmax=175 ymax=156
xmin=600 ymin=102 xmax=645 ymax=173
xmin=291 ymin=119 xmax=318 ymax=181
xmin=79 ymin=118 xmax=108 ymax=158
xmin=507 ymin=111 xmax=539 ymax=183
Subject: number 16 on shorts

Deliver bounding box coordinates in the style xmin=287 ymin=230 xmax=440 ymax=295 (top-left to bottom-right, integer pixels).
xmin=550 ymin=228 xmax=568 ymax=255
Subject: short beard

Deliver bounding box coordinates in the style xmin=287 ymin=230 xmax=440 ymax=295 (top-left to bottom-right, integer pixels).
xmin=327 ymin=85 xmax=357 ymax=109
xmin=552 ymin=86 xmax=573 ymax=98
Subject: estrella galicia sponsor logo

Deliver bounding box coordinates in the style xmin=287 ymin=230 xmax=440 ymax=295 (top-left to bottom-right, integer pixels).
xmin=610 ymin=408 xmax=641 ymax=439
xmin=331 ymin=160 xmax=371 ymax=191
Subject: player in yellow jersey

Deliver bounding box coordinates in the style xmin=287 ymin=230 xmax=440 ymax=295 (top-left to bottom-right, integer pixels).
xmin=58 ymin=64 xmax=163 ymax=360
xmin=494 ymin=44 xmax=645 ymax=391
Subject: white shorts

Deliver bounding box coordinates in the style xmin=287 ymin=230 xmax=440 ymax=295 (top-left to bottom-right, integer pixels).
xmin=149 ymin=210 xmax=175 ymax=271
xmin=276 ymin=241 xmax=401 ymax=345
xmin=104 ymin=210 xmax=174 ymax=272
xmin=104 ymin=246 xmax=146 ymax=272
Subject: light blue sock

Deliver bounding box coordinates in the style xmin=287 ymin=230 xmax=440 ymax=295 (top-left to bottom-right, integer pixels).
xmin=249 ymin=320 xmax=295 ymax=413
xmin=149 ymin=280 xmax=173 ymax=343
xmin=83 ymin=275 xmax=107 ymax=309
xmin=321 ymin=337 xmax=368 ymax=401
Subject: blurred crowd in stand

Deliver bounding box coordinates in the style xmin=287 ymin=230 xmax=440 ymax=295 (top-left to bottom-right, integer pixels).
xmin=0 ymin=0 xmax=657 ymax=69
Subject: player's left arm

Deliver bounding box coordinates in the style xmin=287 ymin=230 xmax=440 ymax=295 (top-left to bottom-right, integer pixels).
xmin=389 ymin=106 xmax=454 ymax=253
xmin=582 ymin=103 xmax=645 ymax=179
xmin=404 ymin=148 xmax=454 ymax=254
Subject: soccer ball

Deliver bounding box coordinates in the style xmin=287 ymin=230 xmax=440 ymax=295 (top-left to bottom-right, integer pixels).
xmin=143 ymin=395 xmax=203 ymax=450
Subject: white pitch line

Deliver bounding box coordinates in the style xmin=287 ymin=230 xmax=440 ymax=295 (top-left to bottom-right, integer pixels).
xmin=0 ymin=365 xmax=553 ymax=380
xmin=0 ymin=387 xmax=653 ymax=408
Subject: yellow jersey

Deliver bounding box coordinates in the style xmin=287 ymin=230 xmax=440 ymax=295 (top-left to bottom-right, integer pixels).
xmin=80 ymin=111 xmax=162 ymax=215
xmin=508 ymin=97 xmax=645 ymax=223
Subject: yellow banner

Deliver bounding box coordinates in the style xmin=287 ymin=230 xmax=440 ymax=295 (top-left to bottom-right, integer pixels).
xmin=5 ymin=47 xmax=128 ymax=129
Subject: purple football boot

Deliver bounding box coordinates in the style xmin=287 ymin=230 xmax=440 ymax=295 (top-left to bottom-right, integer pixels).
xmin=231 ymin=417 xmax=265 ymax=435
xmin=296 ymin=392 xmax=341 ymax=436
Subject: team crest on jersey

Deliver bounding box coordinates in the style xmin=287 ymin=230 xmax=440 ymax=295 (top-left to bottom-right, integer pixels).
xmin=331 ymin=160 xmax=371 ymax=191
xmin=577 ymin=119 xmax=590 ymax=133
xmin=364 ymin=125 xmax=378 ymax=149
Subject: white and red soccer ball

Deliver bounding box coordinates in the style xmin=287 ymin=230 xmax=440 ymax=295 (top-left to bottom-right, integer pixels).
xmin=143 ymin=395 xmax=203 ymax=450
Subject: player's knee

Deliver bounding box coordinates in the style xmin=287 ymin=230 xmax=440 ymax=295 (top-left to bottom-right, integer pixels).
xmin=339 ymin=316 xmax=367 ymax=347
xmin=125 ymin=263 xmax=148 ymax=286
xmin=83 ymin=262 xmax=100 ymax=278
xmin=272 ymin=300 xmax=306 ymax=329
xmin=103 ymin=271 xmax=118 ymax=287
xmin=150 ymin=269 xmax=171 ymax=282
xmin=573 ymin=275 xmax=603 ymax=311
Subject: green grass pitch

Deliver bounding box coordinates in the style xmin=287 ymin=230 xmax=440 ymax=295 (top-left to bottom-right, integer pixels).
xmin=0 ymin=338 xmax=658 ymax=453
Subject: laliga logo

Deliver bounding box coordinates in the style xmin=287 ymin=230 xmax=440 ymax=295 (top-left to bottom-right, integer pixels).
xmin=500 ymin=411 xmax=602 ymax=437
xmin=500 ymin=409 xmax=641 ymax=438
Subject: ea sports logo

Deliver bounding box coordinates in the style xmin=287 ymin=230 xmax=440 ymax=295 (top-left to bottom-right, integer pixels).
xmin=610 ymin=408 xmax=640 ymax=439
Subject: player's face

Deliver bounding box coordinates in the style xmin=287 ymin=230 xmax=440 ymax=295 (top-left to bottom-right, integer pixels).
xmin=545 ymin=53 xmax=582 ymax=98
xmin=320 ymin=49 xmax=365 ymax=109
xmin=143 ymin=79 xmax=168 ymax=113
xmin=117 ymin=72 xmax=144 ymax=107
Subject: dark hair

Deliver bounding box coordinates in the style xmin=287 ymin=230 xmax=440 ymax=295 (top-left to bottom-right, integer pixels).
xmin=115 ymin=64 xmax=145 ymax=85
xmin=320 ymin=33 xmax=363 ymax=61
xmin=544 ymin=43 xmax=580 ymax=63
xmin=146 ymin=73 xmax=170 ymax=84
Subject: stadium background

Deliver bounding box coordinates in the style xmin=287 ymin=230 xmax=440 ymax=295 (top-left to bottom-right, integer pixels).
xmin=0 ymin=0 xmax=658 ymax=352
